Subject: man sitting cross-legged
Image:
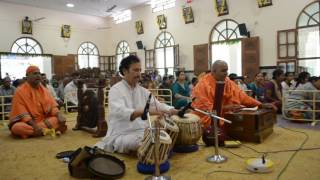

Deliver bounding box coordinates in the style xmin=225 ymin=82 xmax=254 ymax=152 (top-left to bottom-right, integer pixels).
xmin=9 ymin=66 xmax=67 ymax=139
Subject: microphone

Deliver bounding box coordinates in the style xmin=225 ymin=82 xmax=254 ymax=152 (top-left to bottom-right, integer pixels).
xmin=141 ymin=93 xmax=152 ymax=120
xmin=178 ymin=98 xmax=196 ymax=118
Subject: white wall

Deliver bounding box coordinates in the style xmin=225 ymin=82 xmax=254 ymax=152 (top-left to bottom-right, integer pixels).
xmin=0 ymin=1 xmax=111 ymax=56
xmin=0 ymin=0 xmax=315 ymax=71
xmin=105 ymin=0 xmax=315 ymax=71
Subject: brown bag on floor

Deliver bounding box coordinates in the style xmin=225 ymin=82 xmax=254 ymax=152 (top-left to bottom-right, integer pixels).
xmin=67 ymin=146 xmax=126 ymax=179
xmin=68 ymin=146 xmax=96 ymax=178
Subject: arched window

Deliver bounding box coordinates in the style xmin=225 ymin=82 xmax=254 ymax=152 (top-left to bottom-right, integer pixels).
xmin=4 ymin=37 xmax=51 ymax=79
xmin=11 ymin=37 xmax=42 ymax=54
xmin=154 ymin=31 xmax=175 ymax=76
xmin=296 ymin=1 xmax=320 ymax=75
xmin=77 ymin=42 xmax=99 ymax=69
xmin=116 ymin=41 xmax=130 ymax=71
xmin=209 ymin=19 xmax=244 ymax=75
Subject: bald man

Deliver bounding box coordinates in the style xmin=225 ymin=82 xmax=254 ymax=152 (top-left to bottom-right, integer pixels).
xmin=192 ymin=60 xmax=275 ymax=129
xmin=9 ymin=66 xmax=67 ymax=139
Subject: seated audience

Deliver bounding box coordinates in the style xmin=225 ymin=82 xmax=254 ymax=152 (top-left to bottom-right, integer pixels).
xmin=159 ymin=76 xmax=172 ymax=104
xmin=263 ymin=69 xmax=285 ymax=112
xmin=9 ymin=66 xmax=67 ymax=139
xmin=41 ymin=73 xmax=64 ymax=108
xmin=247 ymin=72 xmax=265 ymax=101
xmin=189 ymin=77 xmax=198 ymax=95
xmin=281 ymin=72 xmax=296 ymax=91
xmin=64 ymin=72 xmax=87 ymax=110
xmin=285 ymin=76 xmax=320 ymax=119
xmin=228 ymin=73 xmax=248 ymax=91
xmin=172 ymin=71 xmax=191 ymax=109
xmin=0 ymin=77 xmax=16 ymax=117
xmin=294 ymin=72 xmax=310 ymax=89
xmin=145 ymin=80 xmax=164 ymax=102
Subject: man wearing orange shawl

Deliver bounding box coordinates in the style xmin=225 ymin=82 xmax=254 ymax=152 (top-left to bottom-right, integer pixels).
xmin=9 ymin=66 xmax=67 ymax=139
xmin=192 ymin=60 xmax=275 ymax=129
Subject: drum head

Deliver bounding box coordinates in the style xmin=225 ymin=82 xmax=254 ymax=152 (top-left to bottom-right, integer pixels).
xmin=159 ymin=130 xmax=172 ymax=144
xmin=161 ymin=117 xmax=179 ymax=132
xmin=87 ymin=154 xmax=125 ymax=179
xmin=172 ymin=113 xmax=200 ymax=123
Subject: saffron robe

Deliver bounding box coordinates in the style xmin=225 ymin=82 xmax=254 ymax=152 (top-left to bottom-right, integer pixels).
xmin=9 ymin=82 xmax=61 ymax=138
xmin=192 ymin=74 xmax=261 ymax=128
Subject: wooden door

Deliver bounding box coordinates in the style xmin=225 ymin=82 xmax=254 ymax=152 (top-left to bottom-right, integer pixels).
xmin=193 ymin=43 xmax=209 ymax=76
xmin=242 ymin=37 xmax=260 ymax=82
xmin=52 ymin=54 xmax=75 ymax=78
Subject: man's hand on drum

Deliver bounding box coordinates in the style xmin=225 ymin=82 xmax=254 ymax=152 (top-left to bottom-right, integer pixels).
xmin=168 ymin=108 xmax=179 ymax=116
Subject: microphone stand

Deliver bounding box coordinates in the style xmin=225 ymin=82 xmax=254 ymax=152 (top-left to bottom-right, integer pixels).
xmin=192 ymin=107 xmax=231 ymax=163
xmin=145 ymin=112 xmax=171 ymax=180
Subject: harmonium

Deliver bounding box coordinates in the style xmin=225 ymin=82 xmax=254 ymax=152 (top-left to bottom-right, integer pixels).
xmin=224 ymin=109 xmax=276 ymax=143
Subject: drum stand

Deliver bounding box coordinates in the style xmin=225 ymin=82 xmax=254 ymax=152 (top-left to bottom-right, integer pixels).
xmin=192 ymin=108 xmax=232 ymax=163
xmin=145 ymin=113 xmax=171 ymax=180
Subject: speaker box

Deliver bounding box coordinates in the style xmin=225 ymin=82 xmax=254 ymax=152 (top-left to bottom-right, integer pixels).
xmin=238 ymin=23 xmax=248 ymax=36
xmin=136 ymin=41 xmax=144 ymax=49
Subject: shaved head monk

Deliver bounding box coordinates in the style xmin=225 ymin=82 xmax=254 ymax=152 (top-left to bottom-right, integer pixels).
xmin=192 ymin=60 xmax=276 ymax=129
xmin=9 ymin=66 xmax=67 ymax=139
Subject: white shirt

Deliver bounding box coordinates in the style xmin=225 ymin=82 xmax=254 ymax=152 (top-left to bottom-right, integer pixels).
xmin=281 ymin=80 xmax=296 ymax=91
xmin=64 ymin=81 xmax=86 ymax=105
xmin=95 ymin=79 xmax=173 ymax=153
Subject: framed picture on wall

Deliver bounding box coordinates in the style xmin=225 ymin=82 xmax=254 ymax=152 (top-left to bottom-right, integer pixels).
xmin=157 ymin=14 xmax=167 ymax=30
xmin=257 ymin=0 xmax=272 ymax=8
xmin=135 ymin=21 xmax=144 ymax=35
xmin=183 ymin=6 xmax=194 ymax=24
xmin=61 ymin=25 xmax=71 ymax=38
xmin=215 ymin=0 xmax=229 ymax=16
xmin=22 ymin=16 xmax=32 ymax=34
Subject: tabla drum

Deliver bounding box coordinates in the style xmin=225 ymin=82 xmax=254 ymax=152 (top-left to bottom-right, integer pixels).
xmin=159 ymin=116 xmax=179 ymax=149
xmin=137 ymin=129 xmax=172 ymax=165
xmin=171 ymin=113 xmax=202 ymax=146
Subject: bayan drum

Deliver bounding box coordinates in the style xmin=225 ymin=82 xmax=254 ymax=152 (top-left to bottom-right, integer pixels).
xmin=171 ymin=113 xmax=202 ymax=152
xmin=87 ymin=154 xmax=126 ymax=179
xmin=159 ymin=116 xmax=179 ymax=149
xmin=137 ymin=129 xmax=172 ymax=165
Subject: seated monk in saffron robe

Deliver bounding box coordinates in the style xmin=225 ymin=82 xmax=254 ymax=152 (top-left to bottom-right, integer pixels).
xmin=9 ymin=66 xmax=67 ymax=139
xmin=192 ymin=60 xmax=276 ymax=129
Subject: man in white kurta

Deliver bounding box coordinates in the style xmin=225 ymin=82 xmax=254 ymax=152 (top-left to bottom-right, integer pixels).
xmin=64 ymin=76 xmax=87 ymax=106
xmin=95 ymin=55 xmax=177 ymax=154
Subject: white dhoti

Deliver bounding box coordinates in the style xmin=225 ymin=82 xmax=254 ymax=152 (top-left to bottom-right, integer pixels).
xmin=95 ymin=129 xmax=145 ymax=153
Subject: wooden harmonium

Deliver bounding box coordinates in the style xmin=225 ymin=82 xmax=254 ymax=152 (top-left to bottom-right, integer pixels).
xmin=224 ymin=109 xmax=276 ymax=143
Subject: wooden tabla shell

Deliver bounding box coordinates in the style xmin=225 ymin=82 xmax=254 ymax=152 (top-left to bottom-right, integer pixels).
xmin=137 ymin=130 xmax=172 ymax=165
xmin=159 ymin=117 xmax=179 ymax=149
xmin=171 ymin=113 xmax=202 ymax=146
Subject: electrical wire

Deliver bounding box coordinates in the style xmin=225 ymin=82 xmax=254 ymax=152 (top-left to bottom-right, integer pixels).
xmin=204 ymin=126 xmax=319 ymax=179
xmin=276 ymin=126 xmax=309 ymax=180
xmin=205 ymin=170 xmax=252 ymax=180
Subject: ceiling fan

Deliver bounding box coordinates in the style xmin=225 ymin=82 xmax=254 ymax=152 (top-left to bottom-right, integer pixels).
xmin=24 ymin=16 xmax=46 ymax=23
xmin=106 ymin=5 xmax=117 ymax=13
xmin=32 ymin=17 xmax=46 ymax=22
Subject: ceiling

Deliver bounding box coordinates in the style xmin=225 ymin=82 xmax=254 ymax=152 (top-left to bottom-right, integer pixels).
xmin=0 ymin=0 xmax=150 ymax=17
